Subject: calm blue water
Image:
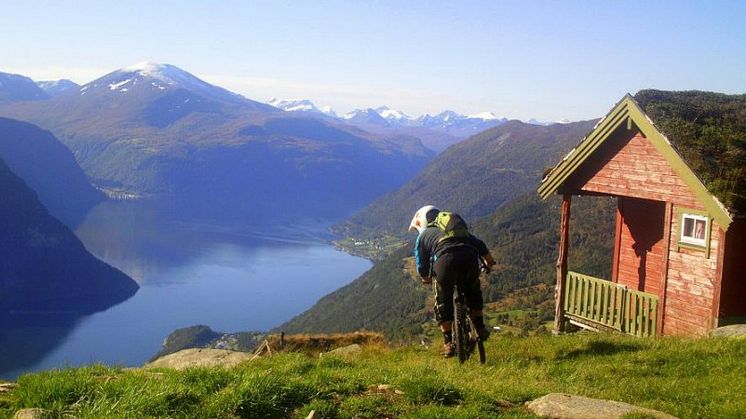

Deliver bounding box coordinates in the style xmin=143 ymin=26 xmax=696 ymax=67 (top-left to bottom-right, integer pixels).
xmin=0 ymin=201 xmax=371 ymax=379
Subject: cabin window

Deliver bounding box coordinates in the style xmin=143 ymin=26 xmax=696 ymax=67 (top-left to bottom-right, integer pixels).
xmin=679 ymin=212 xmax=708 ymax=247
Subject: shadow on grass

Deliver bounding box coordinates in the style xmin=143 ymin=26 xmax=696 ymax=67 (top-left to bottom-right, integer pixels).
xmin=557 ymin=340 xmax=643 ymax=360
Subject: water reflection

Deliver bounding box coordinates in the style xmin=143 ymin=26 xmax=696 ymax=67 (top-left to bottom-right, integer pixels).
xmin=0 ymin=313 xmax=82 ymax=376
xmin=1 ymin=201 xmax=370 ymax=379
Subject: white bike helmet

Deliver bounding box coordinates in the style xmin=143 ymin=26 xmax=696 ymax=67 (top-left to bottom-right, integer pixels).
xmin=408 ymin=205 xmax=440 ymax=233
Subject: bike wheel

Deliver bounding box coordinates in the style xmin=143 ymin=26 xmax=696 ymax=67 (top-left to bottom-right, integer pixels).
xmin=453 ymin=286 xmax=469 ymax=364
xmin=477 ymin=339 xmax=486 ymax=364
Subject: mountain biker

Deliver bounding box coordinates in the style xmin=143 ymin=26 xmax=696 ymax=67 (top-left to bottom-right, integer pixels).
xmin=409 ymin=205 xmax=495 ymax=358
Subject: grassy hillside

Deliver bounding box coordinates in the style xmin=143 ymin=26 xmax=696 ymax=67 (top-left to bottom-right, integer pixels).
xmin=2 ymin=334 xmax=744 ymax=418
xmin=281 ymin=193 xmax=615 ymax=338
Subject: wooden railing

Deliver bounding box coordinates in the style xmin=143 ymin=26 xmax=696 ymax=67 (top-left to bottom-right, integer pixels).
xmin=564 ymin=271 xmax=658 ymax=337
xmin=624 ymin=289 xmax=658 ymax=337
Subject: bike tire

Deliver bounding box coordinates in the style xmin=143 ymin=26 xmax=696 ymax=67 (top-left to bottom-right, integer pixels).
xmin=477 ymin=339 xmax=486 ymax=364
xmin=453 ymin=285 xmax=469 ymax=364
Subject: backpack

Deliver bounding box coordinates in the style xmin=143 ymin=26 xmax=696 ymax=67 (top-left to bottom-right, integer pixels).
xmin=431 ymin=211 xmax=470 ymax=243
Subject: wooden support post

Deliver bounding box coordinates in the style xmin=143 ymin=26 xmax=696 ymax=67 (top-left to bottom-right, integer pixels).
xmin=711 ymin=228 xmax=727 ymax=329
xmin=611 ymin=198 xmax=624 ymax=283
xmin=657 ymin=201 xmax=673 ymax=335
xmin=554 ymin=194 xmax=572 ymax=333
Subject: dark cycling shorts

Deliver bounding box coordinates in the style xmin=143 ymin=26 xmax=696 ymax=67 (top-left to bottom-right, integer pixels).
xmin=432 ymin=246 xmax=484 ymax=322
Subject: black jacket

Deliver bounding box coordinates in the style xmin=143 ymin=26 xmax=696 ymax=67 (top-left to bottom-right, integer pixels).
xmin=414 ymin=226 xmax=489 ymax=278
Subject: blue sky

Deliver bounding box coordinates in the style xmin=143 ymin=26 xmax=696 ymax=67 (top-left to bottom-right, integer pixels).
xmin=2 ymin=1 xmax=744 ymax=121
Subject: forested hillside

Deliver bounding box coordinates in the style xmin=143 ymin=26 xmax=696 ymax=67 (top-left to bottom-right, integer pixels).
xmin=0 ymin=157 xmax=138 ymax=314
xmin=334 ymin=120 xmax=598 ymax=242
xmin=0 ymin=118 xmax=104 ymax=227
xmin=281 ymin=192 xmax=616 ymax=338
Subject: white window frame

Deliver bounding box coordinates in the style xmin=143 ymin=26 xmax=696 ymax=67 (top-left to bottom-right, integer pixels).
xmin=679 ymin=212 xmax=708 ymax=247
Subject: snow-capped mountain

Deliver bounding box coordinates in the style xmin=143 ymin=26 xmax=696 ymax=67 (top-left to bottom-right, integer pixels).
xmin=526 ymin=118 xmax=549 ymax=126
xmin=342 ymin=108 xmax=389 ymax=126
xmin=0 ymin=64 xmax=431 ymax=222
xmin=0 ymin=71 xmax=49 ymax=101
xmin=268 ymin=98 xmax=337 ymax=117
xmin=78 ymin=62 xmax=247 ymax=105
xmin=421 ymin=110 xmax=460 ymax=124
xmin=374 ymin=106 xmax=410 ymax=124
xmin=258 ymin=97 xmax=515 ymax=141
xmin=319 ymin=105 xmax=337 ymax=117
xmin=63 ymin=62 xmax=274 ymax=127
xmin=36 ymin=79 xmax=80 ymax=97
xmin=269 ymin=98 xmax=319 ymax=113
xmin=417 ymin=110 xmax=507 ymax=126
xmin=467 ymin=111 xmax=503 ymax=121
xmin=414 ymin=110 xmax=508 ymax=137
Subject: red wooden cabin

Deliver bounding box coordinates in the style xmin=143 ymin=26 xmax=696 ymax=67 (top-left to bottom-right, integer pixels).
xmin=538 ymin=91 xmax=745 ymax=337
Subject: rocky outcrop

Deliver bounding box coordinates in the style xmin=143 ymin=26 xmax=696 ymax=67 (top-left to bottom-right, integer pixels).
xmin=710 ymin=324 xmax=746 ymax=338
xmin=527 ymin=393 xmax=677 ymax=419
xmin=144 ymin=348 xmax=253 ymax=370
xmin=319 ymin=343 xmax=362 ymax=358
xmin=13 ymin=408 xmax=51 ymax=419
xmin=152 ymin=325 xmax=264 ymax=360
xmin=0 ymin=383 xmax=17 ymax=393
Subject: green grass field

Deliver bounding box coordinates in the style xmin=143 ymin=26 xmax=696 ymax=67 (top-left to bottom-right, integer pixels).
xmin=2 ymin=334 xmax=744 ymax=418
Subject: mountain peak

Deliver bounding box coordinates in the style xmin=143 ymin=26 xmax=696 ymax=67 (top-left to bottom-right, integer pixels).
xmin=269 ymin=97 xmax=317 ymax=111
xmin=122 ymin=61 xmax=169 ymax=73
xmin=319 ymin=105 xmax=337 ymax=117
xmin=467 ymin=111 xmax=502 ymax=121
xmin=77 ymin=62 xmax=246 ymax=105
xmin=342 ymin=108 xmax=389 ymax=125
xmin=435 ymin=110 xmax=460 ymax=122
xmin=36 ymin=79 xmax=80 ymax=97
xmin=115 ymin=62 xmax=199 ymax=87
xmin=374 ymin=105 xmax=409 ymax=121
xmin=268 ymin=98 xmax=338 ymax=116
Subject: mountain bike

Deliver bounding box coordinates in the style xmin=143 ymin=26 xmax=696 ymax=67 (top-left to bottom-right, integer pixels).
xmin=452 ymin=260 xmax=490 ymax=364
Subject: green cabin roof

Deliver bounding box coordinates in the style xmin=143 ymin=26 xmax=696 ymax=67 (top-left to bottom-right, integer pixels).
xmin=538 ymin=90 xmax=746 ymax=230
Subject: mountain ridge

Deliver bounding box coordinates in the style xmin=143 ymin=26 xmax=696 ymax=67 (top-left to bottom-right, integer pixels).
xmin=0 ymin=63 xmax=433 ymax=222
xmin=0 ymin=71 xmax=49 ymax=102
xmin=333 ymin=119 xmax=599 ymax=242
xmin=36 ymin=79 xmax=80 ymax=97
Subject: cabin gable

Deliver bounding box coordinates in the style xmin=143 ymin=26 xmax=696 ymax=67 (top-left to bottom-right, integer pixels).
xmin=539 ymin=95 xmax=732 ymax=230
xmin=565 ymin=128 xmax=702 ymax=206
xmin=538 ymin=93 xmax=742 ymax=337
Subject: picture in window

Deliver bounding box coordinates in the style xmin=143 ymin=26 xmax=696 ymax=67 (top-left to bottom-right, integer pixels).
xmin=680 ymin=213 xmax=708 ymax=246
